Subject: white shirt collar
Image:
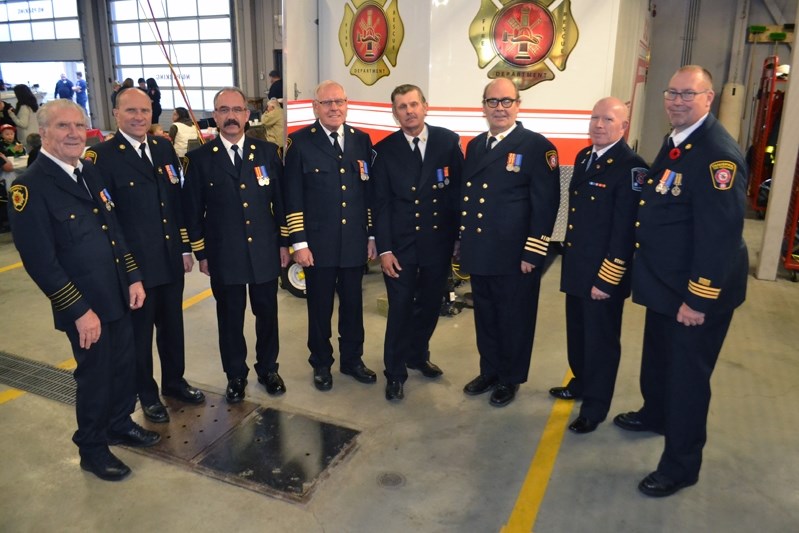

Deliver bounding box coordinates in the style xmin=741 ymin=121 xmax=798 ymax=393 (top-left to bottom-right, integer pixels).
xmin=488 ymin=123 xmax=517 ymax=145
xmin=40 ymin=147 xmax=82 ymax=180
xmin=670 ymin=113 xmax=709 ymax=147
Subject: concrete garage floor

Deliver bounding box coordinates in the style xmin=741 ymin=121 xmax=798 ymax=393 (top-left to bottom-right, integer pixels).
xmin=1 ymin=217 xmax=798 ymax=533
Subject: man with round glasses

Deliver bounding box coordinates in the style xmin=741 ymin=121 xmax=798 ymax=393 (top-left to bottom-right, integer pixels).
xmin=459 ymin=77 xmax=560 ymax=407
xmin=613 ymin=65 xmax=748 ymax=497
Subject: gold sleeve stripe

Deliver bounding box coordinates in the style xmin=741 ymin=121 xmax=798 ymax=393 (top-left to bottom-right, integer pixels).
xmin=48 ymin=282 xmax=76 ymax=301
xmin=598 ymin=260 xmax=625 ymax=284
xmin=53 ymin=290 xmax=82 ymax=311
xmin=180 ymin=228 xmax=189 ymax=243
xmin=524 ymin=241 xmax=548 ymax=255
xmin=280 ymin=226 xmax=289 ymax=237
xmin=190 ymin=239 xmax=205 ymax=252
xmin=688 ymin=280 xmax=721 ymax=299
xmin=49 ymin=283 xmax=81 ymax=309
xmin=286 ymin=212 xmax=304 ymax=233
xmin=286 ymin=212 xmax=304 ymax=222
xmin=367 ymin=208 xmax=373 ymax=227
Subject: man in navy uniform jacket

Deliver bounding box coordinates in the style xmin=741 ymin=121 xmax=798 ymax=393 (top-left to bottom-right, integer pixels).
xmin=613 ymin=65 xmax=748 ymax=497
xmin=459 ymin=77 xmax=560 ymax=407
xmin=549 ymin=97 xmax=647 ymax=434
xmin=182 ymin=87 xmax=290 ymax=404
xmin=283 ymin=80 xmax=378 ymax=391
xmin=372 ymin=84 xmax=464 ymax=401
xmin=88 ymin=88 xmax=205 ymax=424
xmin=9 ymin=99 xmax=159 ymax=481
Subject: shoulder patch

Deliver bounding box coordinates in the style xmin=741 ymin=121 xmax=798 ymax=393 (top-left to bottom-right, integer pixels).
xmin=179 ymin=155 xmax=189 ymax=175
xmin=545 ymin=150 xmax=559 ymax=171
xmin=709 ymin=161 xmax=736 ymax=190
xmin=10 ymin=184 xmax=28 ymax=212
xmin=631 ymin=167 xmax=647 ymax=192
xmin=84 ymin=150 xmax=97 ymax=164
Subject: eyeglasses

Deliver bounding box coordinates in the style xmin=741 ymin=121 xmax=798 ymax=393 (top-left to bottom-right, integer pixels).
xmin=483 ymin=98 xmax=518 ymax=108
xmin=215 ymin=106 xmax=248 ymax=115
xmin=663 ymin=90 xmax=709 ymax=102
xmin=316 ymin=99 xmax=347 ymax=108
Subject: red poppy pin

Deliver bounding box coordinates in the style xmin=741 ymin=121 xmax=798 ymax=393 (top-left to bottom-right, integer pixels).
xmin=669 ymin=148 xmax=681 ymax=160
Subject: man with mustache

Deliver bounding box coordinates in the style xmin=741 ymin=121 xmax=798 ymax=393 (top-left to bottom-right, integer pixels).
xmin=284 ymin=80 xmax=378 ymax=391
xmin=87 ymin=87 xmax=205 ymax=424
xmin=182 ymin=87 xmax=290 ymax=403
xmin=459 ymin=77 xmax=560 ymax=407
xmin=371 ymin=84 xmax=463 ymax=401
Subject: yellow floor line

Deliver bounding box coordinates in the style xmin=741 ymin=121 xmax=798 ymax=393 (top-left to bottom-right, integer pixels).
xmin=0 ymin=288 xmax=212 ymax=403
xmin=0 ymin=261 xmax=23 ymax=274
xmin=501 ymin=374 xmax=576 ymax=533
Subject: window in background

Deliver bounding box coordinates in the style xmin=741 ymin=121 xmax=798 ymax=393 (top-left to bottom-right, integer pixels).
xmin=0 ymin=0 xmax=79 ymax=42
xmin=109 ymin=0 xmax=234 ymax=112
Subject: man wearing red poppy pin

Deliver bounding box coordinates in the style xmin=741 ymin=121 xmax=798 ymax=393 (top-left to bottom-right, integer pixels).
xmin=613 ymin=66 xmax=748 ymax=497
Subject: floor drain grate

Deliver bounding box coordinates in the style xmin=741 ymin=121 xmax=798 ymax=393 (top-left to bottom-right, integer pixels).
xmin=0 ymin=351 xmax=76 ymax=405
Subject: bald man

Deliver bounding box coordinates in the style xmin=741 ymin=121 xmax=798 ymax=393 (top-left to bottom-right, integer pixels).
xmin=549 ymin=97 xmax=647 ymax=434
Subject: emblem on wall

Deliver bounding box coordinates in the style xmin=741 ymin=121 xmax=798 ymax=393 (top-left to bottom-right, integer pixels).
xmin=339 ymin=0 xmax=404 ymax=86
xmin=470 ymin=0 xmax=578 ymax=90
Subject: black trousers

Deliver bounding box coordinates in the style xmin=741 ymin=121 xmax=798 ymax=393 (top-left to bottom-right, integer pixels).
xmin=131 ymin=278 xmax=187 ymax=404
xmin=210 ymin=277 xmax=279 ymax=380
xmin=67 ymin=315 xmax=137 ymax=455
xmin=638 ymin=307 xmax=734 ymax=482
xmin=303 ymin=265 xmax=365 ymax=369
xmin=565 ymin=293 xmax=625 ymax=422
xmin=470 ymin=270 xmax=541 ymax=384
xmin=382 ymin=260 xmax=450 ymax=382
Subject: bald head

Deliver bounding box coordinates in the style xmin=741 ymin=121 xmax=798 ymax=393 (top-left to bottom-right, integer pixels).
xmin=589 ymin=96 xmax=629 ymax=149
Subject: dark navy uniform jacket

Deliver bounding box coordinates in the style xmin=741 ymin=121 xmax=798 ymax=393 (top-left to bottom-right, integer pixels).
xmin=633 ymin=114 xmax=748 ymax=316
xmin=88 ymin=134 xmax=189 ymax=289
xmin=283 ymin=120 xmax=373 ymax=268
xmin=9 ymin=155 xmax=142 ymax=331
xmin=460 ymin=123 xmax=560 ymax=275
xmin=372 ymin=125 xmax=463 ymax=267
xmin=561 ymin=140 xmax=647 ymax=298
xmin=181 ymin=136 xmax=286 ymax=286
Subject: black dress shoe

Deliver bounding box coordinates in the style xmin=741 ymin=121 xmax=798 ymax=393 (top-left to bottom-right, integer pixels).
xmin=258 ymin=372 xmax=286 ymax=395
xmin=613 ymin=411 xmax=662 ymax=433
xmin=385 ymin=380 xmax=404 ymax=401
xmin=463 ymin=374 xmax=497 ymax=396
xmin=549 ymin=386 xmax=581 ymax=400
xmin=568 ymin=416 xmax=599 ymax=434
xmin=80 ymin=449 xmax=131 ymax=481
xmin=226 ymin=377 xmax=247 ymax=403
xmin=108 ymin=422 xmax=161 ymax=448
xmin=142 ymin=401 xmax=169 ymax=423
xmin=313 ymin=367 xmax=333 ymax=391
xmin=341 ymin=363 xmax=377 ymax=384
xmin=162 ymin=384 xmax=205 ymax=404
xmin=489 ymin=383 xmax=519 ymax=407
xmin=406 ymin=361 xmax=443 ymax=378
xmin=638 ymin=471 xmax=697 ymax=497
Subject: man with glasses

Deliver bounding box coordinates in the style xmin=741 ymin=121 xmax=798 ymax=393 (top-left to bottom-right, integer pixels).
xmin=284 ymin=80 xmax=378 ymax=391
xmin=87 ymin=87 xmax=205 ymax=424
xmin=372 ymin=84 xmax=464 ymax=401
xmin=9 ymin=99 xmax=158 ymax=480
xmin=182 ymin=87 xmax=290 ymax=403
xmin=613 ymin=65 xmax=748 ymax=497
xmin=460 ymin=77 xmax=560 ymax=407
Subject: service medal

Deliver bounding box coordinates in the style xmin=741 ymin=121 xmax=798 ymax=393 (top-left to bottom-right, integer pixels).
xmin=671 ymin=185 xmax=681 ymax=196
xmin=255 ymin=165 xmax=269 ymax=186
xmin=359 ymin=160 xmax=370 ymax=181
xmin=513 ymin=153 xmax=523 ymax=173
xmin=506 ymin=153 xmax=515 ymax=172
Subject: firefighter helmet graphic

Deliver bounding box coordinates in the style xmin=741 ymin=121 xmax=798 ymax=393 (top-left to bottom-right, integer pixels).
xmin=470 ymin=0 xmax=579 ymax=90
xmin=340 ymin=0 xmax=405 ymax=86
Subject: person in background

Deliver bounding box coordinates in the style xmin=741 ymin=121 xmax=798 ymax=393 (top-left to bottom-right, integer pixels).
xmin=137 ymin=78 xmax=147 ymax=90
xmin=182 ymin=87 xmax=290 ymax=403
xmin=54 ymin=73 xmax=73 ymax=100
xmin=169 ymin=107 xmax=198 ymax=158
xmin=8 ymin=84 xmax=40 ymax=143
xmin=613 ymin=65 xmax=749 ymax=497
xmin=267 ymin=70 xmax=283 ymax=101
xmin=283 ymin=80 xmax=378 ymax=391
xmin=149 ymin=123 xmax=170 ymax=139
xmin=73 ymin=71 xmax=88 ymax=114
xmin=9 ymin=98 xmax=159 ymax=481
xmin=1 ymin=124 xmax=25 ymax=156
xmin=459 ymin=77 xmax=560 ymax=408
xmin=87 ymin=87 xmax=206 ymax=424
xmin=372 ymin=83 xmax=464 ymax=401
xmin=260 ymin=98 xmax=284 ymax=148
xmin=26 ymin=132 xmax=41 ymax=167
xmin=548 ymin=96 xmax=647 ymax=434
xmin=146 ymin=78 xmax=162 ymax=124
xmin=110 ymin=81 xmax=122 ymax=109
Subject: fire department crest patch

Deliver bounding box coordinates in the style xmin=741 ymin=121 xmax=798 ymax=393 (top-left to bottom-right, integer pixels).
xmin=10 ymin=184 xmax=28 ymax=212
xmin=339 ymin=0 xmax=405 ymax=86
xmin=545 ymin=149 xmax=558 ymax=170
xmin=470 ymin=0 xmax=579 ymax=90
xmin=709 ymin=160 xmax=736 ymax=190
xmin=631 ymin=167 xmax=647 ymax=192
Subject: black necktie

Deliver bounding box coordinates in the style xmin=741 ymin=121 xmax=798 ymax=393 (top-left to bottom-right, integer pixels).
xmin=412 ymin=137 xmax=423 ymax=166
xmin=487 ymin=136 xmax=497 ymax=150
xmin=330 ymin=131 xmax=343 ymax=158
xmin=231 ymin=144 xmax=242 ymax=173
xmin=139 ymin=142 xmax=153 ymax=170
xmin=74 ymin=167 xmax=91 ymax=199
xmin=586 ymin=151 xmax=596 ymax=170
xmin=668 ymin=137 xmax=676 ymax=149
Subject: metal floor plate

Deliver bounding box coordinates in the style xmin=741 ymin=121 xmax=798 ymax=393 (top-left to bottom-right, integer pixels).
xmin=0 ymin=351 xmax=76 ymax=404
